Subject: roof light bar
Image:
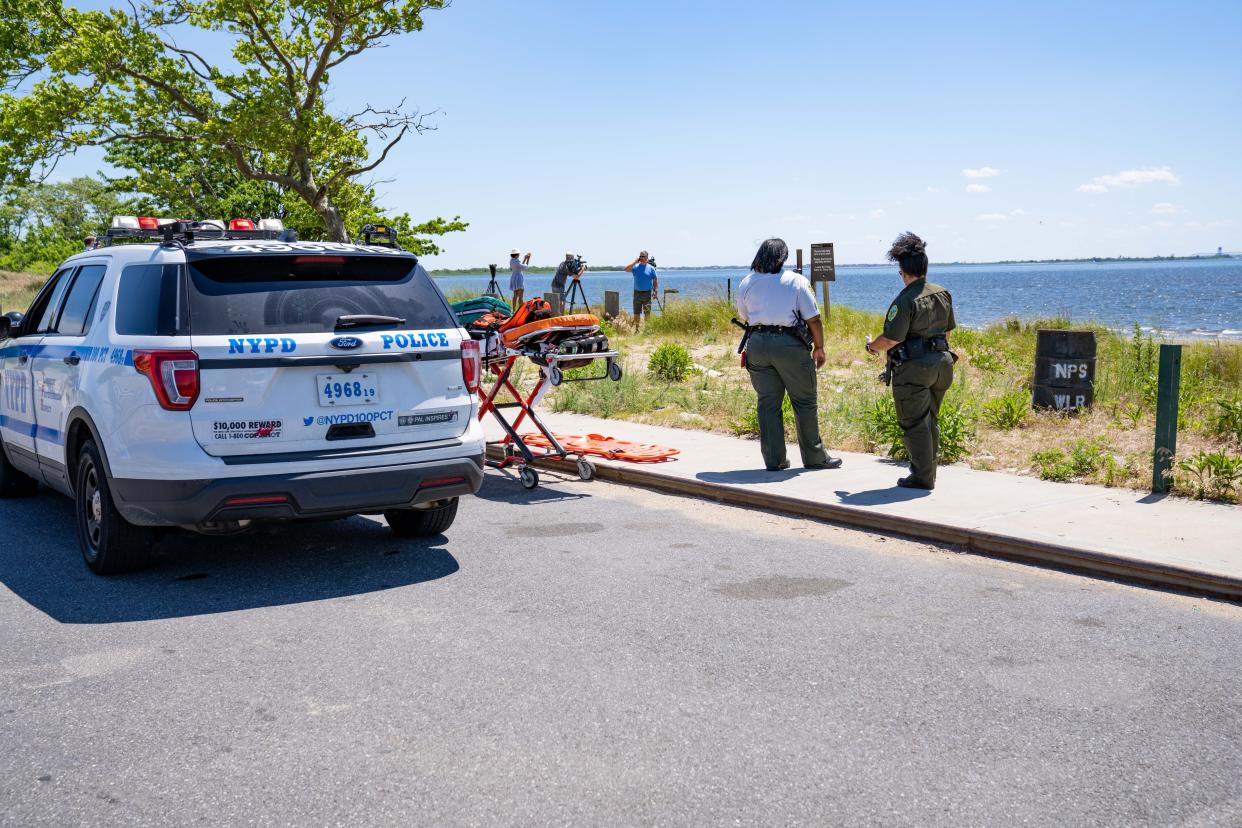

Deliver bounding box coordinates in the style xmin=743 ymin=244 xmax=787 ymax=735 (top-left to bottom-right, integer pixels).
xmin=106 ymin=215 xmax=292 ymax=244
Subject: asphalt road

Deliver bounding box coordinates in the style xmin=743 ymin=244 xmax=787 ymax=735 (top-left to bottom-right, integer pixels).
xmin=2 ymin=469 xmax=1240 ymax=826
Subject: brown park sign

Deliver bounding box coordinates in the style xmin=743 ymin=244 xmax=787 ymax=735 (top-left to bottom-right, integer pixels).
xmin=810 ymin=243 xmax=836 ymax=282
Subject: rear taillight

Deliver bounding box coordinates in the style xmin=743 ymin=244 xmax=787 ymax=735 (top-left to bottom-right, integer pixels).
xmin=134 ymin=350 xmax=200 ymax=411
xmin=461 ymin=340 xmax=481 ymax=394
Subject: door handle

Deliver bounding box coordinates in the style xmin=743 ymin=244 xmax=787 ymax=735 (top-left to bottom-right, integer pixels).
xmin=63 ymin=353 xmax=80 ymax=366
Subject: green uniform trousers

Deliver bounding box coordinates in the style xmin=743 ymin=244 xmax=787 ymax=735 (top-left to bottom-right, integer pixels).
xmin=745 ymin=331 xmax=828 ymax=468
xmin=891 ymin=352 xmax=955 ymax=487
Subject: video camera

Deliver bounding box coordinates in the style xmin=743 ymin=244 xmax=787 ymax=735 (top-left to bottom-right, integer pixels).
xmin=570 ymin=256 xmax=587 ymax=274
xmin=360 ymin=223 xmax=399 ymax=247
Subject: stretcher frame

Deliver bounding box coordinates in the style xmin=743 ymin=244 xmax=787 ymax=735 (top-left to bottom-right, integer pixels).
xmin=476 ymin=341 xmax=622 ymax=490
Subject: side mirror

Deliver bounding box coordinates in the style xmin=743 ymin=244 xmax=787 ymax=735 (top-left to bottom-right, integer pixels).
xmin=1 ymin=311 xmax=22 ymax=340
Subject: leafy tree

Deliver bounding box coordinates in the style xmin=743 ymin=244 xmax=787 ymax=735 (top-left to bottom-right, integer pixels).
xmin=105 ymin=142 xmax=465 ymax=253
xmin=0 ymin=177 xmax=126 ymax=271
xmin=0 ymin=0 xmax=465 ymax=246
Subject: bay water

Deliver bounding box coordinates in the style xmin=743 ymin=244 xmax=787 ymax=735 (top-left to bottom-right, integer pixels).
xmin=433 ymin=258 xmax=1242 ymax=340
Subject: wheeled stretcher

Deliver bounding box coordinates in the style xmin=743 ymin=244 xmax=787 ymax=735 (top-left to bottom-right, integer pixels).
xmin=475 ymin=316 xmax=623 ymax=490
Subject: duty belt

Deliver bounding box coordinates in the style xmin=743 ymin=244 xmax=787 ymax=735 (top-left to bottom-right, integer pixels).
xmin=749 ymin=324 xmax=799 ymax=335
xmin=892 ymin=334 xmax=951 ymax=365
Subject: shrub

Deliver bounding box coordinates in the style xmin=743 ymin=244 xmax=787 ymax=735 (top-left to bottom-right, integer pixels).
xmin=1068 ymin=438 xmax=1111 ymax=477
xmin=1210 ymin=399 xmax=1242 ymax=445
xmin=862 ymin=394 xmax=974 ymax=463
xmin=1176 ymin=450 xmax=1242 ymax=501
xmin=647 ymin=343 xmax=693 ymax=384
xmin=1031 ymin=449 xmax=1074 ymax=482
xmin=981 ymin=391 xmax=1028 ymax=430
xmin=863 ymin=395 xmax=905 ymax=458
xmin=937 ymin=400 xmax=976 ymax=463
xmin=969 ymin=347 xmax=1007 ymax=373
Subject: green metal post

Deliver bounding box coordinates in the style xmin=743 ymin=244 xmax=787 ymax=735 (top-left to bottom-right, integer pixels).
xmin=1152 ymin=344 xmax=1182 ymax=493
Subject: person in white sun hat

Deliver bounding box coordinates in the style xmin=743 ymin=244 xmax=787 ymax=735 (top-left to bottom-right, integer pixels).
xmin=509 ymin=247 xmax=532 ymax=310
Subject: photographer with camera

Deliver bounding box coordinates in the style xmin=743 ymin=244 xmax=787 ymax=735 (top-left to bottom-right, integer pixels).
xmin=551 ymin=251 xmax=586 ymax=306
xmin=735 ymin=238 xmax=841 ymax=472
xmin=865 ymin=232 xmax=956 ymax=490
xmin=624 ymin=250 xmax=659 ymax=329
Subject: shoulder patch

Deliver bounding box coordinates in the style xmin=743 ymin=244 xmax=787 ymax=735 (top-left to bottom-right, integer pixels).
xmin=886 ymin=305 xmax=899 ymax=322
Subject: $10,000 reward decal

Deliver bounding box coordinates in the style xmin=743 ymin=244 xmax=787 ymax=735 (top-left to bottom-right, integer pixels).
xmin=213 ymin=419 xmax=283 ymax=440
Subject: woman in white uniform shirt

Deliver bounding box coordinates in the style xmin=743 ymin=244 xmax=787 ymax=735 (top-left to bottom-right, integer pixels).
xmin=735 ymin=238 xmax=841 ymax=471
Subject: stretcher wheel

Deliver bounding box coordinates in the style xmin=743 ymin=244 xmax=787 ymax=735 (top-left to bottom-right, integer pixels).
xmin=520 ymin=466 xmax=539 ymax=490
xmin=576 ymin=457 xmax=596 ymax=481
xmin=549 ymin=366 xmax=564 ymax=386
xmin=607 ymin=359 xmax=623 ymax=382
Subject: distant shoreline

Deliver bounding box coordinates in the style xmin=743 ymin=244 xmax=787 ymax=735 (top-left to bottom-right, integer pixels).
xmin=429 ymin=253 xmax=1237 ymax=276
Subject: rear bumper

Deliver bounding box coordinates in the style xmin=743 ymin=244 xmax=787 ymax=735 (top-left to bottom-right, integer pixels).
xmin=109 ymin=454 xmax=484 ymax=527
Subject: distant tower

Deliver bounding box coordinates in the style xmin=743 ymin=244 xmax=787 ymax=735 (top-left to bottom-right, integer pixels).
xmin=1218 ymin=246 xmax=1224 ymax=256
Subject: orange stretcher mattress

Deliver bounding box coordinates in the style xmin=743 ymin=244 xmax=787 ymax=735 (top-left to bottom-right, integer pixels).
xmin=501 ymin=314 xmax=600 ymax=348
xmin=520 ymin=433 xmax=680 ymax=463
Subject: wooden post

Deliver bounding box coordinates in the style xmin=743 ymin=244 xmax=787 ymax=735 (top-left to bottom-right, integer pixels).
xmin=821 ymin=281 xmax=830 ymax=321
xmin=796 ymin=248 xmax=803 ymax=274
xmin=544 ymin=292 xmax=562 ymax=315
xmin=1152 ymin=344 xmax=1182 ymax=493
xmin=603 ymin=290 xmax=620 ymax=320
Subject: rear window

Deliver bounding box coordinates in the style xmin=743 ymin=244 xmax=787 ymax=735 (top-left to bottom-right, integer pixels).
xmin=186 ymin=255 xmax=456 ymax=336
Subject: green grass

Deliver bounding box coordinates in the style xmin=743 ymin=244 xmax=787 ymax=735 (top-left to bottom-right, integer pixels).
xmin=0 ymin=271 xmax=48 ymax=317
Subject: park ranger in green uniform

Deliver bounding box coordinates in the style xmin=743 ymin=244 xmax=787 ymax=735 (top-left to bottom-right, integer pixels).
xmin=866 ymin=232 xmax=956 ymax=489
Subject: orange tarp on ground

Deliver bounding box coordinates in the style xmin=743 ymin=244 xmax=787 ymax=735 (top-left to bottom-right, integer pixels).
xmin=520 ymin=433 xmax=679 ymax=463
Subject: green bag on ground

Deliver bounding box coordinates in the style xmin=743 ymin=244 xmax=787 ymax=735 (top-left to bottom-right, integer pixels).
xmin=452 ymin=296 xmax=512 ymax=326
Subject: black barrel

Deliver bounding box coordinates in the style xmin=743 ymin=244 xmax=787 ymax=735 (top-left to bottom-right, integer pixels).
xmin=1032 ymin=330 xmax=1096 ymax=411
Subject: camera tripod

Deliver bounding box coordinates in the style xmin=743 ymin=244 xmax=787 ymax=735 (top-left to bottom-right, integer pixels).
xmin=565 ymin=278 xmax=591 ymax=313
xmin=484 ymin=264 xmax=502 ymax=297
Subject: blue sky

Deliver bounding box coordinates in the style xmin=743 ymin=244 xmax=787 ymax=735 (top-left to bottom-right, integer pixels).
xmin=58 ymin=0 xmax=1242 ymax=266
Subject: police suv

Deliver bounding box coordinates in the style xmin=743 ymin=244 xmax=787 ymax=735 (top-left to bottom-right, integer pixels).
xmin=0 ymin=217 xmax=485 ymax=574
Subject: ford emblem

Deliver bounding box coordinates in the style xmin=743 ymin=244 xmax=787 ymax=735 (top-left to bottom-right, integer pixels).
xmin=329 ymin=336 xmax=363 ymax=351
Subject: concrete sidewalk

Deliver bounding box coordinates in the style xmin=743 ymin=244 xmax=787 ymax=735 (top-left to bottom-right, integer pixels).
xmin=485 ymin=411 xmax=1242 ymax=600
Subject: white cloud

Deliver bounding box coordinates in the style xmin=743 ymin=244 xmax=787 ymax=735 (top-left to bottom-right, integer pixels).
xmin=868 ymin=208 xmax=886 ymax=219
xmin=1150 ymin=202 xmax=1182 ymax=215
xmin=1010 ymin=208 xmax=1026 ymax=216
xmin=1077 ymin=166 xmax=1180 ymax=193
xmin=962 ymin=166 xmax=1000 ymax=179
xmin=926 ymin=186 xmax=942 ymax=193
xmin=965 ymin=183 xmax=991 ymax=193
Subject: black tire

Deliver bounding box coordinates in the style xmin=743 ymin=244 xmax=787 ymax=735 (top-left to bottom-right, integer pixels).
xmin=0 ymin=434 xmax=38 ymax=497
xmin=75 ymin=439 xmax=154 ymax=575
xmin=519 ymin=466 xmax=539 ymax=490
xmin=385 ymin=497 xmax=459 ymax=538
